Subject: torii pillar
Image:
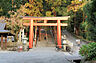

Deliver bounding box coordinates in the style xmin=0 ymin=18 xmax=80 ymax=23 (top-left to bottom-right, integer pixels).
xmin=29 ymin=19 xmax=33 ymax=48
xmin=57 ymin=20 xmax=61 ymax=48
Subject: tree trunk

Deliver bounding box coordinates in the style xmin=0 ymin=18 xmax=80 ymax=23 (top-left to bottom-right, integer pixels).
xmin=75 ymin=27 xmax=79 ymax=35
xmin=34 ymin=26 xmax=37 ymax=47
xmin=38 ymin=26 xmax=41 ymax=41
xmin=53 ymin=11 xmax=56 ymax=16
xmin=15 ymin=29 xmax=20 ymax=42
xmin=74 ymin=12 xmax=79 ymax=35
xmin=53 ymin=27 xmax=57 ymax=44
xmin=12 ymin=0 xmax=13 ymax=8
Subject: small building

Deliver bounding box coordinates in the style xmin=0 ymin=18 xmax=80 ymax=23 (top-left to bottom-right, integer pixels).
xmin=0 ymin=20 xmax=14 ymax=49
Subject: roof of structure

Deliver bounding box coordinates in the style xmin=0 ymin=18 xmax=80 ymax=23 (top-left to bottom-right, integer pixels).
xmin=0 ymin=23 xmax=6 ymax=30
xmin=0 ymin=20 xmax=10 ymax=33
xmin=0 ymin=30 xmax=10 ymax=33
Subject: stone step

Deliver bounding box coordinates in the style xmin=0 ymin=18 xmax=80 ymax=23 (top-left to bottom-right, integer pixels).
xmin=37 ymin=41 xmax=56 ymax=47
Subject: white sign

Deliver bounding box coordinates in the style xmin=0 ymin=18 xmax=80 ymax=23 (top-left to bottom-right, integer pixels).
xmin=76 ymin=39 xmax=80 ymax=42
xmin=63 ymin=40 xmax=67 ymax=44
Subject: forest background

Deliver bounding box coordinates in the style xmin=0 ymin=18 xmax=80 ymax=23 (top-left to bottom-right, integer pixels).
xmin=0 ymin=0 xmax=96 ymax=42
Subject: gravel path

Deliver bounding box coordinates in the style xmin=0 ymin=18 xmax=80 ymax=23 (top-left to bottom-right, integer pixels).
xmin=0 ymin=47 xmax=72 ymax=63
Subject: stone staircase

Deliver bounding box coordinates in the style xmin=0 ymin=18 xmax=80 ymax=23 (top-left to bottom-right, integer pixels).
xmin=36 ymin=34 xmax=56 ymax=47
xmin=37 ymin=40 xmax=56 ymax=47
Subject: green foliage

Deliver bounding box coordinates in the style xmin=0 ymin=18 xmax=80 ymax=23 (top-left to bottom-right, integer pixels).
xmin=79 ymin=42 xmax=96 ymax=60
xmin=67 ymin=10 xmax=83 ymax=32
xmin=67 ymin=10 xmax=74 ymax=32
xmin=43 ymin=0 xmax=71 ymax=16
xmin=67 ymin=0 xmax=87 ymax=12
xmin=0 ymin=0 xmax=12 ymax=17
xmin=82 ymin=0 xmax=96 ymax=41
xmin=24 ymin=0 xmax=43 ymax=17
xmin=0 ymin=0 xmax=71 ymax=17
xmin=67 ymin=0 xmax=96 ymax=42
xmin=5 ymin=5 xmax=26 ymax=41
xmin=46 ymin=11 xmax=52 ymax=17
xmin=0 ymin=0 xmax=27 ymax=17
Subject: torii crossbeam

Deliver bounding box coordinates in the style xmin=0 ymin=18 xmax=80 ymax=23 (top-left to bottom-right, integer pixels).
xmin=23 ymin=16 xmax=70 ymax=49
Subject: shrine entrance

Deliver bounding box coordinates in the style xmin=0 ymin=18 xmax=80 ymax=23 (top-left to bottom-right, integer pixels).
xmin=23 ymin=16 xmax=70 ymax=49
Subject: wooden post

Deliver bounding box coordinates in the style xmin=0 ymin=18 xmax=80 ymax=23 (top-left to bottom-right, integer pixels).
xmin=19 ymin=29 xmax=21 ymax=42
xmin=1 ymin=35 xmax=3 ymax=49
xmin=39 ymin=26 xmax=41 ymax=41
xmin=44 ymin=20 xmax=47 ymax=23
xmin=34 ymin=24 xmax=37 ymax=47
xmin=45 ymin=32 xmax=48 ymax=41
xmin=22 ymin=29 xmax=24 ymax=39
xmin=5 ymin=36 xmax=7 ymax=49
xmin=57 ymin=20 xmax=61 ymax=48
xmin=29 ymin=19 xmax=33 ymax=48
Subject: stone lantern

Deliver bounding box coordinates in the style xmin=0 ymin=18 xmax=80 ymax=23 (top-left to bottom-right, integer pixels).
xmin=22 ymin=38 xmax=28 ymax=51
xmin=62 ymin=35 xmax=67 ymax=51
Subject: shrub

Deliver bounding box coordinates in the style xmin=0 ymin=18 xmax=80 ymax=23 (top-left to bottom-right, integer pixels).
xmin=79 ymin=42 xmax=96 ymax=61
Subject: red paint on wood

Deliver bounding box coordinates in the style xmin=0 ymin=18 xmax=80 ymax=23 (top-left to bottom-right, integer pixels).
xmin=44 ymin=20 xmax=47 ymax=23
xmin=23 ymin=23 xmax=68 ymax=26
xmin=57 ymin=20 xmax=62 ymax=48
xmin=29 ymin=20 xmax=33 ymax=48
xmin=23 ymin=16 xmax=70 ymax=49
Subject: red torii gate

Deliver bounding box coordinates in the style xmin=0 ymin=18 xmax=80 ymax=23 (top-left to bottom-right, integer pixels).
xmin=23 ymin=16 xmax=70 ymax=49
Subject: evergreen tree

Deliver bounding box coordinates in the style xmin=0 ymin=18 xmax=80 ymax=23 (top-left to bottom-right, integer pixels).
xmin=0 ymin=0 xmax=27 ymax=17
xmin=67 ymin=0 xmax=87 ymax=35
